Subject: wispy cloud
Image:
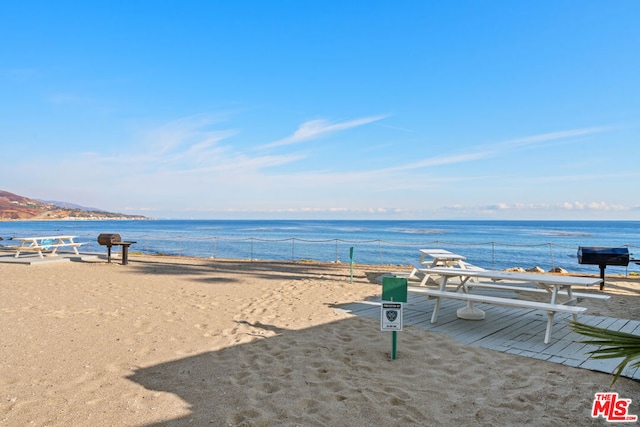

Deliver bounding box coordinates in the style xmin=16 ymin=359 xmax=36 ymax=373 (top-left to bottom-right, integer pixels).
xmin=143 ymin=113 xmax=235 ymax=156
xmin=262 ymin=114 xmax=389 ymax=148
xmin=387 ymin=152 xmax=492 ymax=172
xmin=387 ymin=126 xmax=612 ymax=173
xmin=65 ymin=113 xmax=304 ymax=181
xmin=497 ymin=126 xmax=611 ymax=150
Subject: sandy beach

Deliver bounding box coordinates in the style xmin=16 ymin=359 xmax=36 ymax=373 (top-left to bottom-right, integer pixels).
xmin=1 ymin=255 xmax=638 ymax=426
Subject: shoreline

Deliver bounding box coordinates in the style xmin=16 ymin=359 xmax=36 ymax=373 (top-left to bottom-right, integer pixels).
xmin=3 ymin=248 xmax=640 ymax=279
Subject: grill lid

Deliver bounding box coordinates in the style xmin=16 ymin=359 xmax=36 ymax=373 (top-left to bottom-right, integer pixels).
xmin=577 ymin=246 xmax=630 ymax=267
xmin=97 ymin=233 xmax=122 ymax=245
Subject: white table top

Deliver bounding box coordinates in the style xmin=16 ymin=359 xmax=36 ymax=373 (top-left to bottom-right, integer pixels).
xmin=420 ymin=267 xmax=602 ymax=287
xmin=419 ymin=249 xmax=467 ymax=260
xmin=12 ymin=236 xmax=77 ymax=241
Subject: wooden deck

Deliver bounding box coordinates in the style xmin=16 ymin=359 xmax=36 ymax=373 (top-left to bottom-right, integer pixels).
xmin=337 ymin=291 xmax=640 ymax=381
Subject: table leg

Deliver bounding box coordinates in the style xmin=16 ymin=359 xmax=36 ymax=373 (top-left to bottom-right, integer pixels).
xmin=419 ymin=274 xmax=431 ymax=287
xmin=456 ymin=276 xmax=485 ymax=320
xmin=542 ymin=286 xmax=562 ymax=343
xmin=419 ymin=258 xmax=437 ymax=284
xmin=550 ymin=286 xmax=559 ymax=304
xmin=122 ymin=244 xmax=130 ymax=265
xmin=565 ymin=286 xmax=579 ymax=321
xmin=456 ymin=301 xmax=485 ymax=320
xmin=544 ymin=312 xmax=555 ymax=344
xmin=430 ymin=276 xmax=448 ymax=323
xmin=409 ymin=254 xmax=428 ymax=281
xmin=71 ymin=239 xmax=80 ymax=255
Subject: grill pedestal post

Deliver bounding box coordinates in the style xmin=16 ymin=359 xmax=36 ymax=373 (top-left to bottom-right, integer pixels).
xmin=97 ymin=234 xmax=135 ymax=265
xmin=105 ymin=243 xmax=134 ymax=265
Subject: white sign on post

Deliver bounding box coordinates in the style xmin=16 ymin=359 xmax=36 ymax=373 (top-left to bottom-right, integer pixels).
xmin=381 ymin=302 xmax=403 ymax=331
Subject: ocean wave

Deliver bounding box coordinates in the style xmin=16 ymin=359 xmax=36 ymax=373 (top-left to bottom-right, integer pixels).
xmin=330 ymin=227 xmax=367 ymax=232
xmin=391 ymin=228 xmax=446 ymax=235
xmin=537 ymin=231 xmax=593 ymax=237
xmin=243 ymin=227 xmax=306 ymax=232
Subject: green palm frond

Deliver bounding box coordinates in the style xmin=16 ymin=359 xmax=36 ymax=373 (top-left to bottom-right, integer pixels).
xmin=570 ymin=321 xmax=640 ymax=386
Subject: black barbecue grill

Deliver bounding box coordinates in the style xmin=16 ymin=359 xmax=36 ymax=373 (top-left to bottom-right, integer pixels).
xmin=577 ymin=246 xmax=630 ymax=290
xmin=97 ymin=233 xmax=136 ymax=265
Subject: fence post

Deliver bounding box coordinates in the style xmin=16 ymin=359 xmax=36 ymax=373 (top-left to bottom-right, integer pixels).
xmin=350 ymin=247 xmax=354 ymax=283
xmin=491 ymin=242 xmax=495 ymax=269
xmin=291 ymin=238 xmax=295 ymax=262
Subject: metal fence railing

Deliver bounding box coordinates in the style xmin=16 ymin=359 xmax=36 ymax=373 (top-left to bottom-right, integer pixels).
xmin=68 ymin=234 xmax=640 ymax=275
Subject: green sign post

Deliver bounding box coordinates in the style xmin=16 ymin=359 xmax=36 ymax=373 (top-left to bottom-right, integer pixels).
xmin=381 ymin=277 xmax=407 ymax=360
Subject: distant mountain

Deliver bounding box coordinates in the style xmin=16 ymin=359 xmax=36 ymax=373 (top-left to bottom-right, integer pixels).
xmin=35 ymin=199 xmax=101 ymax=211
xmin=0 ymin=189 xmax=149 ymax=220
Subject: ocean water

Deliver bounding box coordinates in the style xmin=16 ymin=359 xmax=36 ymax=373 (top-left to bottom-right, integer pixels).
xmin=1 ymin=220 xmax=639 ymax=274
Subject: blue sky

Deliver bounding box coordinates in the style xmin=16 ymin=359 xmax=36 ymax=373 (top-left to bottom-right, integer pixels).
xmin=1 ymin=1 xmax=638 ymax=220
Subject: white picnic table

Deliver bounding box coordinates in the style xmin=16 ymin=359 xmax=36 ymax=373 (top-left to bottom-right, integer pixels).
xmin=417 ymin=249 xmax=467 ymax=266
xmin=409 ymin=267 xmax=606 ymax=343
xmin=10 ymin=235 xmax=84 ymax=258
xmin=409 ymin=249 xmax=481 ymax=285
